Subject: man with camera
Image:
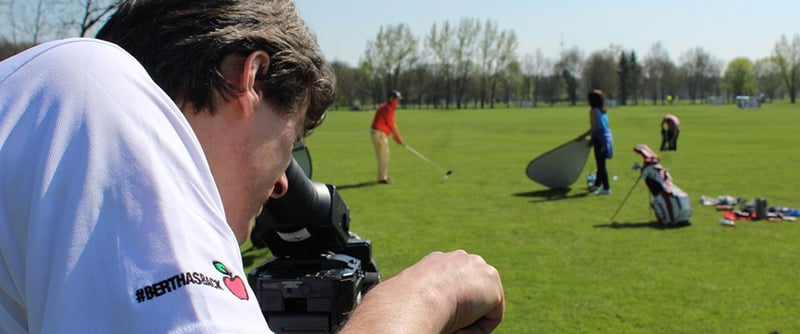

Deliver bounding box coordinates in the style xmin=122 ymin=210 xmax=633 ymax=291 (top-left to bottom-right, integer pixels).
xmin=0 ymin=0 xmax=504 ymax=333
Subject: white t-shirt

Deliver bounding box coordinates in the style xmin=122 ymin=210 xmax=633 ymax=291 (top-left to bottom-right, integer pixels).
xmin=0 ymin=38 xmax=271 ymax=333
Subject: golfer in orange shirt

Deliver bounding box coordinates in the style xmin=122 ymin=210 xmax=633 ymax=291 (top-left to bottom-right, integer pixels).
xmin=370 ymin=90 xmax=404 ymax=184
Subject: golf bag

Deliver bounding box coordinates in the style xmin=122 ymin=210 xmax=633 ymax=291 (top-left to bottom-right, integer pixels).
xmin=634 ymin=144 xmax=692 ymax=226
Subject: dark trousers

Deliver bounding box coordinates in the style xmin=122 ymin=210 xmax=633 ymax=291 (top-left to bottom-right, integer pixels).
xmin=660 ymin=129 xmax=679 ymax=151
xmin=593 ymin=141 xmax=609 ymax=190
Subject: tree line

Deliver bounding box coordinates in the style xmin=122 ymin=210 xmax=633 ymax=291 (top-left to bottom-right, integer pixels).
xmin=339 ymin=20 xmax=800 ymax=110
xmin=3 ymin=2 xmax=799 ymax=109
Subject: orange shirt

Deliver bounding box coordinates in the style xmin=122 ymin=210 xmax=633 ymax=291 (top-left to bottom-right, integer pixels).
xmin=371 ymin=101 xmax=397 ymax=135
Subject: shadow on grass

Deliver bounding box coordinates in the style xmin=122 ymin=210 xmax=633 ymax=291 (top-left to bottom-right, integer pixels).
xmin=336 ymin=181 xmax=379 ymax=190
xmin=514 ymin=187 xmax=589 ymax=203
xmin=593 ymin=221 xmax=692 ymax=230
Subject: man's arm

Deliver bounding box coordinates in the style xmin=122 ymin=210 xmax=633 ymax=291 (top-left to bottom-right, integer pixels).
xmin=390 ymin=124 xmax=404 ymax=145
xmin=340 ymin=250 xmax=505 ymax=334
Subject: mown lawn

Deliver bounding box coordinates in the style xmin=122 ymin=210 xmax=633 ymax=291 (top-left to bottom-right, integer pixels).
xmin=245 ymin=100 xmax=800 ymax=333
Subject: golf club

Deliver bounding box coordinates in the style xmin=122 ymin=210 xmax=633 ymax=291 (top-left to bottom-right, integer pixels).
xmin=609 ymin=174 xmax=643 ymax=222
xmin=403 ymin=144 xmax=453 ymax=178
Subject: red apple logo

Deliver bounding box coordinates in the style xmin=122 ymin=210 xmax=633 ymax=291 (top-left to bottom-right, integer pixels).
xmin=213 ymin=261 xmax=249 ymax=300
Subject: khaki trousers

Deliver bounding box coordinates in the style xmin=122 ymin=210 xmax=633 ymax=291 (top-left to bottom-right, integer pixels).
xmin=371 ymin=129 xmax=389 ymax=181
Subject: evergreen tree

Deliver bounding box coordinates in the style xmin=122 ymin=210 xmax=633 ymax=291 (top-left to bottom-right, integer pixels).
xmin=628 ymin=51 xmax=642 ymax=105
xmin=617 ymin=51 xmax=629 ymax=105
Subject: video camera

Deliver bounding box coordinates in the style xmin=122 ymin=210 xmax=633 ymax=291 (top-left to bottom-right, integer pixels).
xmin=248 ymin=143 xmax=380 ymax=334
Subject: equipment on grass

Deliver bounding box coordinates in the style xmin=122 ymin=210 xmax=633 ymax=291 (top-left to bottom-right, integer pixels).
xmin=526 ymin=138 xmax=591 ymax=189
xmin=403 ymin=144 xmax=453 ymax=178
xmin=632 ymin=144 xmax=692 ymax=226
xmin=736 ymin=95 xmax=762 ymax=109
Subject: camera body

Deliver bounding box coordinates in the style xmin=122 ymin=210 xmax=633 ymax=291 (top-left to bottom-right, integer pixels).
xmin=249 ymin=252 xmax=363 ymax=333
xmin=248 ymin=144 xmax=379 ymax=333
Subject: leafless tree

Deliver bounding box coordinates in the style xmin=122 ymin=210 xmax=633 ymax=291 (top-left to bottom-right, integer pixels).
xmin=2 ymin=0 xmax=117 ymax=45
xmin=69 ymin=0 xmax=119 ymax=37
xmin=582 ymin=49 xmax=617 ymax=99
xmin=488 ymin=30 xmax=518 ymax=108
xmin=361 ymin=23 xmax=419 ymax=105
xmin=540 ymin=69 xmax=565 ymax=106
xmin=476 ymin=19 xmax=494 ymax=108
xmin=452 ymin=18 xmax=479 ymax=109
xmin=3 ymin=0 xmax=52 ymax=44
xmin=520 ymin=49 xmax=549 ymax=107
xmin=555 ymin=47 xmax=583 ymax=105
xmin=330 ymin=60 xmax=369 ymax=110
xmin=426 ymin=21 xmax=455 ymax=109
xmin=772 ymin=34 xmax=800 ymax=103
xmin=643 ymin=42 xmax=677 ymax=105
xmin=753 ymin=57 xmax=783 ymax=102
xmin=678 ymin=47 xmax=722 ymax=103
xmin=531 ymin=49 xmax=553 ymax=107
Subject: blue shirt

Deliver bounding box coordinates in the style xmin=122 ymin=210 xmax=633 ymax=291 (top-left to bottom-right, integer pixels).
xmin=592 ymin=108 xmax=613 ymax=158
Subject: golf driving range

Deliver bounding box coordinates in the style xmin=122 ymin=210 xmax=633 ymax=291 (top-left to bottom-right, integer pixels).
xmin=243 ymin=101 xmax=799 ymax=333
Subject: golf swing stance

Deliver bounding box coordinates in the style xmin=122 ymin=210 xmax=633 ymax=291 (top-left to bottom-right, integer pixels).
xmin=370 ymin=90 xmax=403 ymax=184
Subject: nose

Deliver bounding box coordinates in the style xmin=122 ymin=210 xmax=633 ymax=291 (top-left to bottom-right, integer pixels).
xmin=270 ymin=172 xmax=289 ymax=198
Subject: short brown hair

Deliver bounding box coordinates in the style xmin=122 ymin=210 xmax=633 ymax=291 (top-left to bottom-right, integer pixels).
xmin=96 ymin=0 xmax=335 ymax=134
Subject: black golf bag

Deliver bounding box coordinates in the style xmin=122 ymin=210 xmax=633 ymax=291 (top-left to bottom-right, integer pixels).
xmin=634 ymin=144 xmax=692 ymax=226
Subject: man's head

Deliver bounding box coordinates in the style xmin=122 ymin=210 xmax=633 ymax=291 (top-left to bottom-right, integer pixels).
xmin=97 ymin=0 xmax=336 ymax=244
xmin=388 ymin=90 xmax=402 ymax=107
xmin=96 ymin=0 xmax=334 ymax=131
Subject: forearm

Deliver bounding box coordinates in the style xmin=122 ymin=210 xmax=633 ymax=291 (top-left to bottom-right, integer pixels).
xmin=340 ymin=277 xmax=445 ymax=333
xmin=340 ymin=250 xmax=504 ymax=334
xmin=390 ymin=126 xmax=403 ymax=144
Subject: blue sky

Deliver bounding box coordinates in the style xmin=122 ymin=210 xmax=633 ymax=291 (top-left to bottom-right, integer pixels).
xmin=296 ymin=0 xmax=800 ymax=67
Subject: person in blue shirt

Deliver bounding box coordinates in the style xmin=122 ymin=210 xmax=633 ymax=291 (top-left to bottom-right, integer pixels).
xmin=576 ymin=89 xmax=614 ymax=195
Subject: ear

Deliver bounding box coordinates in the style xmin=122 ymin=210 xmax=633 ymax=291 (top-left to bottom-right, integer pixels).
xmin=237 ymin=50 xmax=271 ymax=115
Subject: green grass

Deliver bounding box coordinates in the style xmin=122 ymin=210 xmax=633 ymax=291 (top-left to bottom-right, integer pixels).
xmin=244 ymin=101 xmax=800 ymax=333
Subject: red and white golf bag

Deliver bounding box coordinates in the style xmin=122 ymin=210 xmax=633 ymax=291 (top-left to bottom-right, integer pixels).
xmin=634 ymin=144 xmax=692 ymax=226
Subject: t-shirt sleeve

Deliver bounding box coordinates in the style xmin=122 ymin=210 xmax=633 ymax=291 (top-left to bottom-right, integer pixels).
xmin=0 ymin=39 xmax=271 ymax=333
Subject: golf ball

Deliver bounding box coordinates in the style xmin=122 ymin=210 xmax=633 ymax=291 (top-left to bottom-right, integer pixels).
xmin=612 ymin=175 xmax=618 ymax=181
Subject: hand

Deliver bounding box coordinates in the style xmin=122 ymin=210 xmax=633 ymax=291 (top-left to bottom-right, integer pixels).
xmin=394 ymin=136 xmax=404 ymax=145
xmin=342 ymin=250 xmax=505 ymax=334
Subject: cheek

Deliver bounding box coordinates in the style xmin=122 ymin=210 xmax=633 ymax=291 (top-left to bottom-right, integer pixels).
xmin=252 ymin=108 xmax=302 ymax=193
xmin=254 ymin=141 xmax=293 ymax=193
